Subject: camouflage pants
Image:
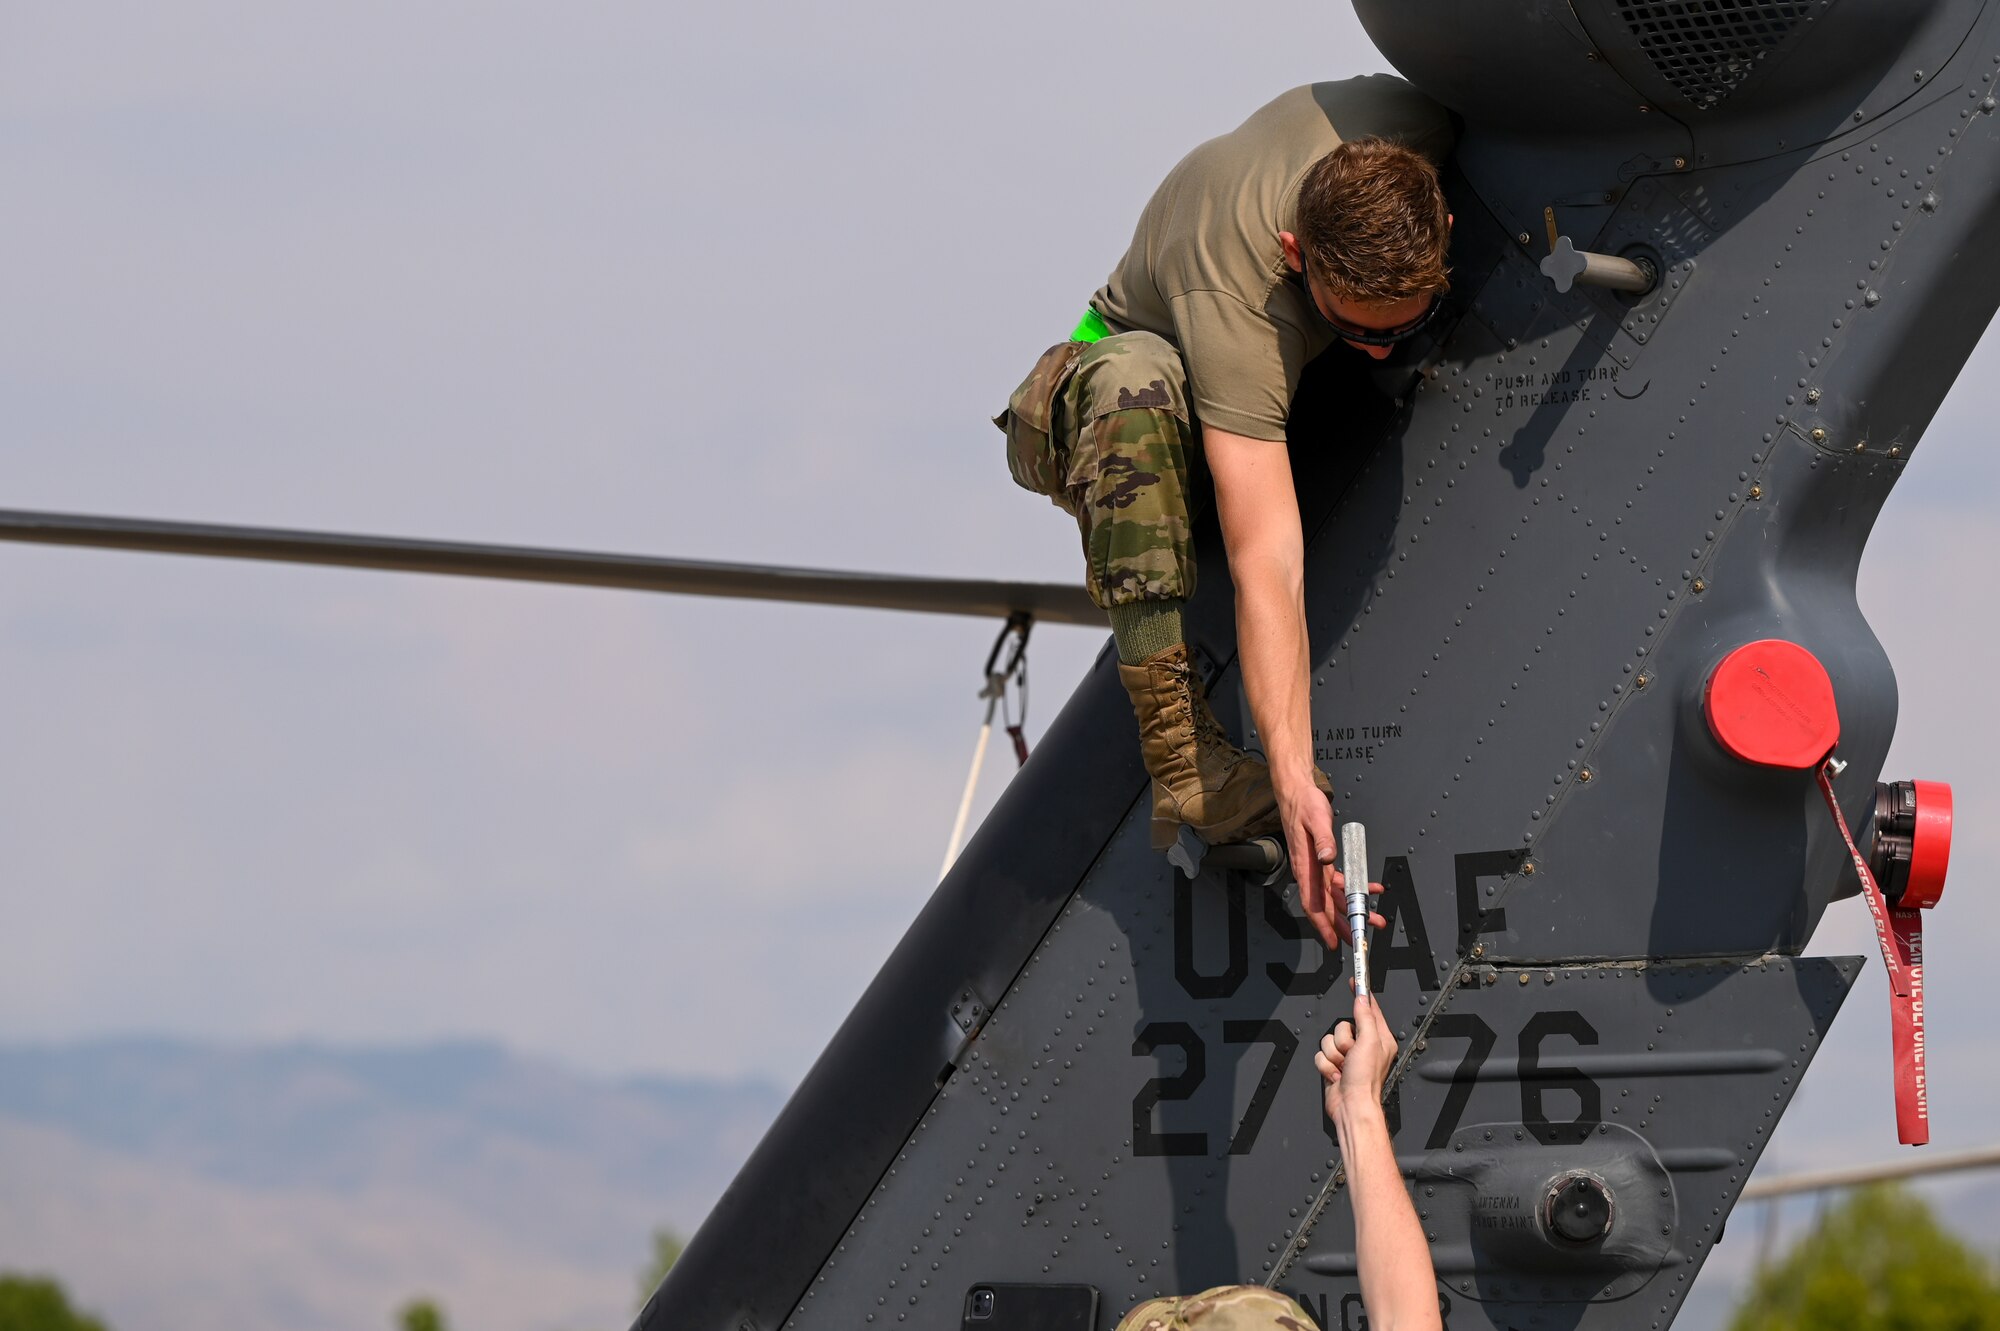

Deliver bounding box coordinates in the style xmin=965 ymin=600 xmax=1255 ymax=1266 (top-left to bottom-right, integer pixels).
xmin=996 ymin=330 xmax=1199 ymax=610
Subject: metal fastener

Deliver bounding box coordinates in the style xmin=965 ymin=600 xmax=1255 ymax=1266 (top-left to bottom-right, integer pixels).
xmin=1519 ymin=972 xmax=1532 ymax=985
xmin=1522 ymin=860 xmax=1538 ymax=876
xmin=1635 ymin=674 xmax=1650 ymax=688
xmin=1471 ymin=943 xmax=1486 ymax=958
xmin=1416 ymin=1039 xmax=1428 ymax=1052
xmin=1810 ymin=426 xmax=1826 ymax=442
xmin=1748 ymin=484 xmax=1763 ymax=499
xmin=1855 ymin=440 xmax=1868 ymax=453
xmin=1691 ymin=577 xmax=1706 ymax=593
xmin=1578 ymin=768 xmax=1594 ymax=783
xmin=1890 ymin=445 xmax=1903 ymax=457
xmin=1518 ymin=231 xmax=1533 ymax=245
xmin=1673 ymin=156 xmax=1688 ymax=169
xmin=1806 ymin=387 xmax=1821 ymax=403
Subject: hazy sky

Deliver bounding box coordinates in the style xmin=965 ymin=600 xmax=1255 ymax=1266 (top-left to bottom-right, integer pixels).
xmin=4 ymin=0 xmax=1996 ymax=1219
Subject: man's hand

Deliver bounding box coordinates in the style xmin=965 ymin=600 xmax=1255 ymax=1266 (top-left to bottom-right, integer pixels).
xmin=1282 ymin=781 xmax=1386 ymax=954
xmin=1316 ymin=988 xmax=1398 ymax=1123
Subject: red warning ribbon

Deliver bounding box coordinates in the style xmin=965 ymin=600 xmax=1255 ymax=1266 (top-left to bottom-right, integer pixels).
xmin=1816 ymin=760 xmax=1928 ymax=1146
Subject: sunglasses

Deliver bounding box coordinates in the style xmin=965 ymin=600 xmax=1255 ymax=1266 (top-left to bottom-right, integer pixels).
xmin=1298 ymin=268 xmax=1443 ymax=347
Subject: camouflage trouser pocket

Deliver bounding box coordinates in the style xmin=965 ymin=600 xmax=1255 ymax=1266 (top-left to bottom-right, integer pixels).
xmin=993 ymin=339 xmax=1086 ymax=502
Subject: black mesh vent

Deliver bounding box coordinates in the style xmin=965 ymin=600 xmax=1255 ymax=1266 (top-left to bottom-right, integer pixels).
xmin=1616 ymin=0 xmax=1826 ymax=110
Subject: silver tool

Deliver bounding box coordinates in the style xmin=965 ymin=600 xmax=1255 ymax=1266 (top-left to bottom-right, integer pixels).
xmin=1341 ymin=821 xmax=1370 ymax=995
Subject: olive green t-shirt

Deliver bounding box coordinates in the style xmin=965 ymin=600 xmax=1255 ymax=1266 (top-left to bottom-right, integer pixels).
xmin=1090 ymin=78 xmax=1454 ymax=442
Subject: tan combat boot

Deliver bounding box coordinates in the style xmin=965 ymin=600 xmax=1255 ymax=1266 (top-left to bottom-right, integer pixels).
xmin=1118 ymin=644 xmax=1284 ymax=850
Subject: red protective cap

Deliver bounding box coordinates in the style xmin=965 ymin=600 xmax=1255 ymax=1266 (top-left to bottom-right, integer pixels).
xmin=1704 ymin=639 xmax=1841 ymax=769
xmin=1904 ymin=779 xmax=1952 ymax=909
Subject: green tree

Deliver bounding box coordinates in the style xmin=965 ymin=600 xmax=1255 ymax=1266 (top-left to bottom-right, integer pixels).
xmin=397 ymin=1297 xmax=447 ymax=1331
xmin=1730 ymin=1185 xmax=2000 ymax=1331
xmin=0 ymin=1275 xmax=109 ymax=1331
xmin=636 ymin=1228 xmax=684 ymax=1310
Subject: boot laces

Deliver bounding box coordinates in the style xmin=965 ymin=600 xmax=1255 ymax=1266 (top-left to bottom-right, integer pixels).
xmin=1176 ymin=662 xmax=1232 ymax=753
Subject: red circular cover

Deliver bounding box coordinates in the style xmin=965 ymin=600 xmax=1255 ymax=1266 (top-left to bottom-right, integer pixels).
xmin=1703 ymin=639 xmax=1841 ymax=769
xmin=1905 ymin=779 xmax=1952 ymax=909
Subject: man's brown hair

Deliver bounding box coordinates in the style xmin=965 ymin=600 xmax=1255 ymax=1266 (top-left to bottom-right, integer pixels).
xmin=1295 ymin=138 xmax=1450 ymax=303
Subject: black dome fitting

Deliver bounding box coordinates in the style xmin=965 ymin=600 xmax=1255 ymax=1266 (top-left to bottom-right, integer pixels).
xmin=1544 ymin=1172 xmax=1616 ymax=1244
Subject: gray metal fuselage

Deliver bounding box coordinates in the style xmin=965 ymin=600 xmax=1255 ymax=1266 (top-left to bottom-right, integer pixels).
xmin=651 ymin=3 xmax=1996 ymax=1327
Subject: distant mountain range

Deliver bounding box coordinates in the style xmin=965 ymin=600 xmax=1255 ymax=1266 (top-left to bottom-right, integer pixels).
xmin=0 ymin=1038 xmax=785 ymax=1331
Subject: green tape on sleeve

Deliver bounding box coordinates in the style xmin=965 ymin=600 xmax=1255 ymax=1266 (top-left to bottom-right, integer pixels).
xmin=1069 ymin=308 xmax=1113 ymax=343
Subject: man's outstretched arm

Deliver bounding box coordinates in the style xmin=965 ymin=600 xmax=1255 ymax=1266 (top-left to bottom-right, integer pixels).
xmin=1317 ymin=992 xmax=1442 ymax=1331
xmin=1207 ymin=427 xmax=1382 ymax=950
